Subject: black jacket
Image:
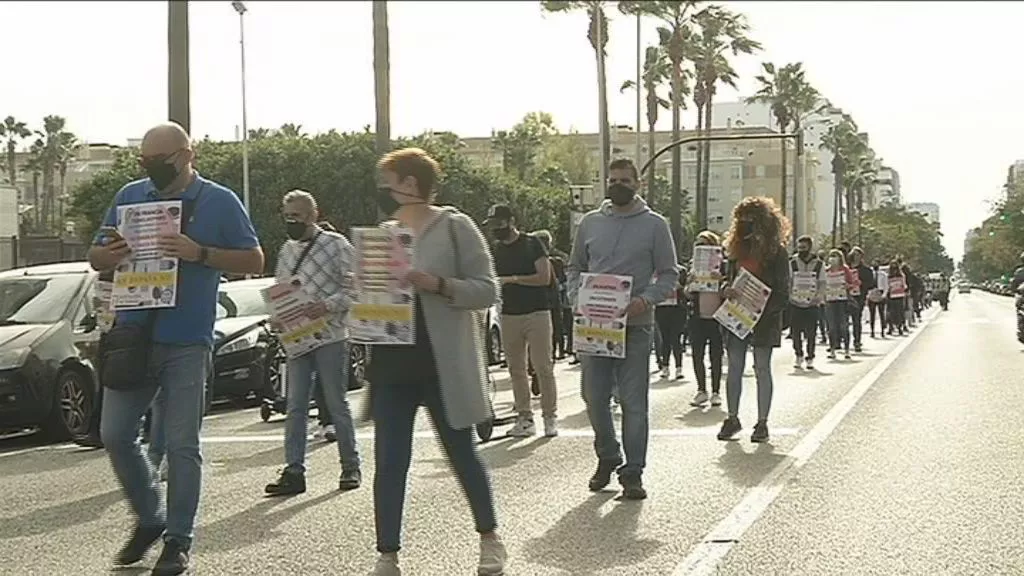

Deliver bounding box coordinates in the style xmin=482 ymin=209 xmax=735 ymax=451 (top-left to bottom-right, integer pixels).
xmin=726 ymin=247 xmax=791 ymax=348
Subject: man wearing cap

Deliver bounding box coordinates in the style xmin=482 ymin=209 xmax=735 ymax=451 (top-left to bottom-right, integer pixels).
xmin=485 ymin=204 xmax=559 ymax=438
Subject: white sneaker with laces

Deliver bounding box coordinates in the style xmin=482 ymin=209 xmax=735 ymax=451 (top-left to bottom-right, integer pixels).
xmin=372 ymin=552 xmax=401 ymax=576
xmin=478 ymin=534 xmax=507 ymax=576
xmin=674 ymin=367 xmax=684 ymax=380
xmin=690 ymin=391 xmax=709 ymax=406
xmin=660 ymin=366 xmax=670 ymax=379
xmin=543 ymin=416 xmax=558 ymax=437
xmin=507 ymin=415 xmax=536 ymax=437
xmin=805 ymin=358 xmax=814 ymax=370
xmin=794 ymin=356 xmax=804 ymax=369
xmin=710 ymin=392 xmax=722 ymax=406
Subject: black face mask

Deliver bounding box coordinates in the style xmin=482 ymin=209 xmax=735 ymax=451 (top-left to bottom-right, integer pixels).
xmin=493 ymin=226 xmax=512 ymax=241
xmin=739 ymin=221 xmax=755 ymax=239
xmin=285 ymin=219 xmax=309 ymax=241
xmin=607 ymin=183 xmax=636 ymax=206
xmin=797 ymin=248 xmax=810 ymax=258
xmin=144 ymin=159 xmax=180 ymax=191
xmin=375 ymin=187 xmax=403 ymax=216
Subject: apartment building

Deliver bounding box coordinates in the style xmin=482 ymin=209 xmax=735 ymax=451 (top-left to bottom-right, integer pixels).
xmin=874 ymin=166 xmax=902 ymax=206
xmin=460 ymin=124 xmax=821 ymax=236
xmin=906 ymin=202 xmax=940 ymax=225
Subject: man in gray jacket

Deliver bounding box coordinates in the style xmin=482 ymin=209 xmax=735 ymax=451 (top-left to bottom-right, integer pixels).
xmin=789 ymin=235 xmax=825 ymax=369
xmin=567 ymin=158 xmax=678 ymax=500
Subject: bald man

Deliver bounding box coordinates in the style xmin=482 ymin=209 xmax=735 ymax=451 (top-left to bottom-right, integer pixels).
xmin=88 ymin=122 xmax=263 ymax=575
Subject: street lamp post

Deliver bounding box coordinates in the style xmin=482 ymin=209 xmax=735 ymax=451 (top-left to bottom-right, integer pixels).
xmin=232 ymin=0 xmax=251 ymax=213
xmin=168 ymin=0 xmax=191 ymax=133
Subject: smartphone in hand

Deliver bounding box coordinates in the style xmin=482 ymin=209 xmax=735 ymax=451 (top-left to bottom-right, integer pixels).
xmin=96 ymin=226 xmax=123 ymax=247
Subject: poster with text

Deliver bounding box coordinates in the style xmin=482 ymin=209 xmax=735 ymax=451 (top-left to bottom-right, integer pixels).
xmin=825 ymin=270 xmax=848 ymax=301
xmin=262 ymin=277 xmax=337 ymax=358
xmin=713 ymin=268 xmax=772 ymax=339
xmin=791 ymin=271 xmax=818 ymax=306
xmin=348 ymin=226 xmax=416 ymax=345
xmin=573 ymin=273 xmax=632 ymax=358
xmin=112 ymin=200 xmax=181 ymax=310
xmin=689 ymin=246 xmax=724 ymax=292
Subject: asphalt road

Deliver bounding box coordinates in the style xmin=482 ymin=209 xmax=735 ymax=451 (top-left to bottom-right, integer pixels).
xmin=1 ymin=292 xmax=1021 ymax=576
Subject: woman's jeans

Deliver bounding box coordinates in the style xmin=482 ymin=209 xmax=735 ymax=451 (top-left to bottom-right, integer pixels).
xmin=888 ymin=297 xmax=906 ymax=333
xmin=690 ymin=317 xmax=723 ymax=393
xmin=725 ymin=334 xmax=774 ymax=423
xmin=849 ymin=297 xmax=865 ymax=347
xmin=826 ymin=301 xmax=850 ymax=352
xmin=372 ymin=363 xmax=497 ymax=553
xmin=655 ymin=305 xmax=685 ymax=369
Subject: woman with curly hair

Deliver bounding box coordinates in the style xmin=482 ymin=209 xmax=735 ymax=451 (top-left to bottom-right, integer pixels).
xmin=717 ymin=197 xmax=791 ymax=444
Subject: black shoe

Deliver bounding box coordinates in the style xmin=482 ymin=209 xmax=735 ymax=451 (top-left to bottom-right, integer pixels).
xmin=751 ymin=421 xmax=769 ymax=443
xmin=114 ymin=522 xmax=166 ymax=566
xmin=151 ymin=539 xmax=189 ymax=576
xmin=339 ymin=468 xmax=362 ymax=491
xmin=854 ymin=343 xmax=863 ymax=352
xmin=588 ymin=457 xmax=623 ymax=491
xmin=265 ymin=468 xmax=306 ymax=496
xmin=619 ymin=473 xmax=647 ymax=500
xmin=530 ymin=374 xmax=540 ymax=397
xmin=717 ymin=416 xmax=742 ymax=441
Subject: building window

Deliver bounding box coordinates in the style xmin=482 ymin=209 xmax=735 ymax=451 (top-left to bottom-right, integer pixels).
xmin=730 ymin=166 xmax=742 ymax=180
xmin=755 ymin=165 xmax=766 ymax=178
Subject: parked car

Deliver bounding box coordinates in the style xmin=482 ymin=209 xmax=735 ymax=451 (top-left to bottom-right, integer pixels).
xmin=0 ymin=262 xmax=102 ymax=440
xmin=485 ymin=302 xmax=503 ymax=365
xmin=958 ymin=283 xmax=972 ymax=294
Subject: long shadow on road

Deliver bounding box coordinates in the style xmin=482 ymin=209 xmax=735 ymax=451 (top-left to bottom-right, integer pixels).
xmin=195 ymin=490 xmax=344 ymax=554
xmin=525 ymin=491 xmax=662 ymax=575
xmin=0 ymin=489 xmax=122 ymax=540
xmin=715 ymin=442 xmax=787 ymax=488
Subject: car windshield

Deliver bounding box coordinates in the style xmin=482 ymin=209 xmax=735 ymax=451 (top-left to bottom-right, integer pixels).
xmin=0 ymin=275 xmax=83 ymax=325
xmin=216 ymin=283 xmax=271 ymax=319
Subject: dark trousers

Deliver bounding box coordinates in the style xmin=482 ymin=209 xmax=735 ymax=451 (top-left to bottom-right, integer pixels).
xmin=817 ymin=306 xmax=829 ymax=341
xmin=887 ymin=298 xmax=906 ymax=333
xmin=868 ymin=299 xmax=885 ymax=335
xmin=372 ymin=361 xmax=497 ymax=553
xmin=789 ymin=305 xmax=818 ymax=360
xmin=655 ymin=305 xmax=686 ymax=369
xmin=826 ymin=301 xmax=850 ymax=352
xmin=689 ymin=317 xmax=723 ymax=393
xmin=850 ymin=297 xmax=865 ymax=346
xmin=562 ymin=306 xmax=574 ymax=355
xmin=550 ymin=307 xmax=565 ymax=358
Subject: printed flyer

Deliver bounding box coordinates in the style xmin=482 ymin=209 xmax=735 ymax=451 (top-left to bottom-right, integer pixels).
xmin=791 ymin=271 xmax=818 ymax=306
xmin=111 ymin=200 xmax=181 ymax=310
xmin=92 ymin=280 xmax=115 ymax=333
xmin=262 ymin=277 xmax=337 ymax=358
xmin=825 ymin=270 xmax=848 ymax=301
xmin=573 ymin=273 xmax=632 ymax=359
xmin=713 ymin=268 xmax=772 ymax=339
xmin=689 ymin=245 xmax=724 ymax=292
xmin=348 ymin=226 xmax=416 ymax=345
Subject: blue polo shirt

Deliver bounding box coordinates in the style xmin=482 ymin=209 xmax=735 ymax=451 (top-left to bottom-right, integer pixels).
xmin=98 ymin=174 xmax=260 ymax=346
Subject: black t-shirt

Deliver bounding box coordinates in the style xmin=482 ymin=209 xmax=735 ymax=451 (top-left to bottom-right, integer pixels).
xmin=367 ymin=296 xmax=435 ymax=382
xmin=493 ymin=233 xmax=550 ymax=315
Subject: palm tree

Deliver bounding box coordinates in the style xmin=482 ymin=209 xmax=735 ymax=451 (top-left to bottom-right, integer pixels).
xmin=542 ymin=1 xmax=612 ymax=191
xmin=692 ymin=6 xmax=760 ymax=227
xmin=35 ymin=115 xmax=71 ymax=233
xmin=372 ymin=0 xmax=391 ymax=156
xmin=278 ymin=123 xmax=307 ymax=138
xmin=620 ymin=45 xmax=670 ymax=206
xmin=0 ymin=116 xmax=32 ymax=188
xmin=819 ymin=115 xmax=863 ymax=245
xmin=621 ymin=0 xmax=702 ymax=245
xmin=25 ymin=141 xmax=44 ymax=232
xmin=56 ymin=131 xmax=80 ymax=233
xmin=747 ymin=62 xmax=795 ymax=214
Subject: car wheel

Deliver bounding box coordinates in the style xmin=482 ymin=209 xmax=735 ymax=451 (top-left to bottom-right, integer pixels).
xmin=349 ymin=344 xmax=366 ymax=391
xmin=488 ymin=326 xmax=502 ymax=365
xmin=262 ymin=343 xmax=286 ymax=400
xmin=47 ymin=369 xmax=94 ymax=440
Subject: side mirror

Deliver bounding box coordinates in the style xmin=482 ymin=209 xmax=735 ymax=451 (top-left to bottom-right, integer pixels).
xmin=79 ymin=314 xmax=98 ymax=333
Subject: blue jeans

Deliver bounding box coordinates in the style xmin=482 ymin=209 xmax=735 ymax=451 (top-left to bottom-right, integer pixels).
xmin=826 ymin=301 xmax=850 ymax=351
xmin=285 ymin=340 xmax=360 ymax=472
xmin=372 ymin=361 xmax=497 ymax=553
xmin=580 ymin=325 xmax=654 ymax=477
xmin=100 ymin=344 xmax=211 ymax=549
xmin=725 ymin=334 xmax=774 ymax=423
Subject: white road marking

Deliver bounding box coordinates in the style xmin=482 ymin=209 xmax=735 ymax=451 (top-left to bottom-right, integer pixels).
xmin=672 ymin=310 xmax=937 ymax=576
xmin=198 ymin=427 xmax=802 ymax=444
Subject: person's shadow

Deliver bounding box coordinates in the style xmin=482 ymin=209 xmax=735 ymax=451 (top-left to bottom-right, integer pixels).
xmin=195 ymin=490 xmax=342 ymax=554
xmin=715 ymin=442 xmax=787 ymax=488
xmin=524 ymin=492 xmax=663 ymax=575
xmin=0 ymin=489 xmax=122 ymax=540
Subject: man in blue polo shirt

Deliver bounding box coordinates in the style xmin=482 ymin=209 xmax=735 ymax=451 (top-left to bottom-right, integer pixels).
xmin=88 ymin=122 xmax=263 ymax=576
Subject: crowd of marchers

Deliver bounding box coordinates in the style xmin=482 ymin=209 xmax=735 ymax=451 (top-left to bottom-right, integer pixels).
xmin=85 ymin=121 xmax=948 ymax=576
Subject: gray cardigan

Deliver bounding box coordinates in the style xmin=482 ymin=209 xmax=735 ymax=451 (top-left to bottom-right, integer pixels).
xmin=365 ymin=207 xmax=499 ymax=430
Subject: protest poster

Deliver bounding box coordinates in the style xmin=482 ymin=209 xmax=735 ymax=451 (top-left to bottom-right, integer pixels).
xmin=825 ymin=270 xmax=848 ymax=301
xmin=573 ymin=273 xmax=632 ymax=358
xmin=262 ymin=278 xmax=337 ymax=358
xmin=348 ymin=226 xmax=416 ymax=345
xmin=112 ymin=201 xmax=181 ymax=310
xmin=689 ymin=245 xmax=724 ymax=292
xmin=713 ymin=268 xmax=772 ymax=339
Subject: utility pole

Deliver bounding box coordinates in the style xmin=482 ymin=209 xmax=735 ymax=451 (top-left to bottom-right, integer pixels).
xmin=168 ymin=0 xmax=191 ymax=133
xmin=232 ymin=1 xmax=251 ymax=212
xmin=595 ymin=7 xmax=610 ymax=198
xmin=635 ymin=13 xmax=642 ymax=169
xmin=372 ymin=1 xmax=391 ymax=156
xmin=793 ymin=130 xmax=804 ymax=245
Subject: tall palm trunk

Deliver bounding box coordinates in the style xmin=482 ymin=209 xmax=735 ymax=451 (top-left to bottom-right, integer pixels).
xmin=593 ymin=9 xmax=611 ymax=194
xmin=792 ymin=118 xmax=804 ymax=243
xmin=701 ymin=90 xmax=714 ymax=225
xmin=42 ymin=168 xmax=54 ymax=233
xmin=694 ymin=103 xmax=704 ymax=219
xmin=779 ymin=134 xmax=788 ymax=214
xmin=831 ymin=156 xmax=843 ymax=247
xmin=670 ymin=65 xmax=683 ymax=249
xmin=372 ymin=1 xmax=391 ymax=156
xmin=647 ymin=119 xmax=657 ymax=206
xmin=32 ymin=173 xmax=40 ymax=231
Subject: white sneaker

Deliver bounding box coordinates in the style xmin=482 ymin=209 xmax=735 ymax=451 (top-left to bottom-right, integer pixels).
xmin=478 ymin=534 xmax=507 ymax=576
xmin=805 ymin=358 xmax=814 ymax=370
xmin=674 ymin=367 xmax=685 ymax=380
xmin=710 ymin=393 xmax=722 ymax=406
xmin=660 ymin=367 xmax=670 ymax=379
xmin=690 ymin=391 xmax=709 ymax=407
xmin=322 ymin=424 xmax=337 ymax=443
xmin=159 ymin=460 xmax=168 ymax=482
xmin=543 ymin=416 xmax=558 ymax=437
xmin=508 ymin=415 xmax=536 ymax=437
xmin=794 ymin=356 xmax=804 ymax=369
xmin=372 ymin=552 xmax=401 ymax=576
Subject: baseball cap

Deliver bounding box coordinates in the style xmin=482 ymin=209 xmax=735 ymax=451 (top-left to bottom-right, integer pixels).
xmin=483 ymin=204 xmax=514 ymax=225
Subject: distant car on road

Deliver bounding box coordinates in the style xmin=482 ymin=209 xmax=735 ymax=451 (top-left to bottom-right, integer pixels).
xmin=958 ymin=283 xmax=972 ymax=294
